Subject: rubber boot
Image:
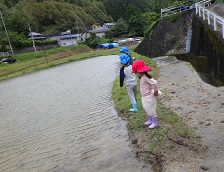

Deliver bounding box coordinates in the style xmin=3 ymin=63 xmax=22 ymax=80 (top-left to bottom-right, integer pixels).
xmin=129 ymin=104 xmax=138 ymax=112
xmin=148 ymin=117 xmax=158 ymax=129
xmin=144 ymin=116 xmax=152 ymax=125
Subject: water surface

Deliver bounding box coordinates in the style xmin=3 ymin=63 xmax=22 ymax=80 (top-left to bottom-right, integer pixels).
xmin=0 ymin=55 xmax=150 ymax=172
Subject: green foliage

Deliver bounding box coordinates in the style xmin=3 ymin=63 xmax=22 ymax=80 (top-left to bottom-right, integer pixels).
xmin=169 ymin=14 xmax=179 ymax=23
xmin=125 ymin=4 xmax=141 ymax=20
xmin=144 ymin=19 xmax=160 ymax=36
xmin=141 ymin=12 xmax=160 ymax=28
xmin=102 ymin=0 xmax=150 ymax=21
xmin=85 ymin=33 xmax=110 ymax=48
xmin=8 ymin=31 xmax=30 ymax=49
xmin=0 ymin=0 xmax=185 ymax=51
xmin=105 ymin=18 xmax=129 ymax=38
xmin=168 ymin=35 xmax=177 ymax=45
xmin=5 ymin=31 xmax=58 ymax=49
xmin=1 ymin=0 xmax=112 ymax=36
xmin=128 ymin=15 xmax=144 ymax=36
xmin=0 ymin=43 xmax=7 ymax=52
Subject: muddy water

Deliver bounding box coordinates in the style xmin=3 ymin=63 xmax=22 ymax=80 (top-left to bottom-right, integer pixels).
xmin=0 ymin=55 xmax=150 ymax=172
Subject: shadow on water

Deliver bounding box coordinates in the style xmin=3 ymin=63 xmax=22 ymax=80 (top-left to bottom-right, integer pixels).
xmin=173 ymin=53 xmax=224 ymax=87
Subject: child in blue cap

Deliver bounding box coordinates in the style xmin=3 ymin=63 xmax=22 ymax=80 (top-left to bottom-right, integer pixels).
xmin=119 ymin=53 xmax=138 ymax=112
xmin=119 ymin=47 xmax=133 ymax=65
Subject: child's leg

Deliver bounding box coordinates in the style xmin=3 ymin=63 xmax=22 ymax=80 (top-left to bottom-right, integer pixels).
xmin=127 ymin=85 xmax=137 ymax=104
xmin=144 ymin=115 xmax=152 ymax=125
xmin=148 ymin=111 xmax=158 ymax=129
xmin=127 ymin=85 xmax=138 ymax=112
xmin=133 ymin=85 xmax=138 ymax=103
xmin=142 ymin=95 xmax=158 ymax=128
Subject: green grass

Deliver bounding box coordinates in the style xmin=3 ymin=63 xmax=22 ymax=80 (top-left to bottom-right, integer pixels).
xmin=0 ymin=45 xmax=119 ymax=81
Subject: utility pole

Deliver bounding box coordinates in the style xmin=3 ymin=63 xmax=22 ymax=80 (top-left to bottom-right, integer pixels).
xmin=0 ymin=10 xmax=14 ymax=56
xmin=74 ymin=16 xmax=80 ymax=40
xmin=28 ymin=20 xmax=37 ymax=52
xmin=24 ymin=6 xmax=36 ymax=52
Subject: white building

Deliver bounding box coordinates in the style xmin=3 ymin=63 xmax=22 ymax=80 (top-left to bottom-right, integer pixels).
xmin=51 ymin=34 xmax=81 ymax=47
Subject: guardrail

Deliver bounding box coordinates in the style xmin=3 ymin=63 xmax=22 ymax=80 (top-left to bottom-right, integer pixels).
xmin=195 ymin=0 xmax=224 ymax=39
xmin=161 ymin=1 xmax=200 ymax=18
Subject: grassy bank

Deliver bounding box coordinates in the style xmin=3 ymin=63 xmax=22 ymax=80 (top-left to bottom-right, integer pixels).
xmin=0 ymin=45 xmax=119 ymax=81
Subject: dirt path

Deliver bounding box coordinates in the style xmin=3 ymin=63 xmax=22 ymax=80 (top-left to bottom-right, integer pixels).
xmin=154 ymin=56 xmax=224 ymax=172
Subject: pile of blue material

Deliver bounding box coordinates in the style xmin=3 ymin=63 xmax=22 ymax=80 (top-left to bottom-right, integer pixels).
xmin=96 ymin=43 xmax=119 ymax=49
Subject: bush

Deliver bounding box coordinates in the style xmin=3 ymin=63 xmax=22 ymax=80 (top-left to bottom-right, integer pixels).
xmin=169 ymin=14 xmax=179 ymax=23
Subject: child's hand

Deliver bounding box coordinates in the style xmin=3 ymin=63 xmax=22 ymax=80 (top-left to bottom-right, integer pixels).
xmin=120 ymin=87 xmax=123 ymax=90
xmin=154 ymin=90 xmax=159 ymax=96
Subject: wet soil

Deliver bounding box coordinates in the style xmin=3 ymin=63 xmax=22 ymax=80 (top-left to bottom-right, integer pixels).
xmin=153 ymin=56 xmax=224 ymax=171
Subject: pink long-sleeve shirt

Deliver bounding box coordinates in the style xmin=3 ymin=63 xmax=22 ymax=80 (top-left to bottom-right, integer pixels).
xmin=140 ymin=75 xmax=158 ymax=97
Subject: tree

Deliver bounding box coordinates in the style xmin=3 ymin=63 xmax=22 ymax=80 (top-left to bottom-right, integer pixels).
xmin=105 ymin=18 xmax=129 ymax=38
xmin=124 ymin=4 xmax=141 ymax=21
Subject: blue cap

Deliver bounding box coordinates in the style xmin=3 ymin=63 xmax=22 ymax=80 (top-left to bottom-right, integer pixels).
xmin=119 ymin=54 xmax=130 ymax=65
xmin=119 ymin=47 xmax=129 ymax=53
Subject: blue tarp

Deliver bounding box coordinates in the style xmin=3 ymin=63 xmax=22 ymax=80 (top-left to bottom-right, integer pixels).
xmin=96 ymin=43 xmax=119 ymax=49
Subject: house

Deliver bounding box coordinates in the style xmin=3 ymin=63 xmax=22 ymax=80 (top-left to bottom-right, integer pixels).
xmin=92 ymin=23 xmax=102 ymax=30
xmin=28 ymin=32 xmax=46 ymax=40
xmin=87 ymin=23 xmax=116 ymax=38
xmin=87 ymin=27 xmax=110 ymax=38
xmin=51 ymin=34 xmax=81 ymax=47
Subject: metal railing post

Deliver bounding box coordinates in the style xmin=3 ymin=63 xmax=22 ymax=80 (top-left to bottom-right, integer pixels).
xmin=222 ymin=23 xmax=224 ymax=39
xmin=203 ymin=9 xmax=205 ymax=20
xmin=214 ymin=16 xmax=217 ymax=31
xmin=207 ymin=11 xmax=210 ymax=25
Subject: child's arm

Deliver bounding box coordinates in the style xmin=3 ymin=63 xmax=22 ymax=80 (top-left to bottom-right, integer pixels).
xmin=120 ymin=66 xmax=125 ymax=89
xmin=147 ymin=77 xmax=159 ymax=96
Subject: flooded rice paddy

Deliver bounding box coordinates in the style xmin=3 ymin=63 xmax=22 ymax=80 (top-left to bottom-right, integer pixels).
xmin=0 ymin=55 xmax=151 ymax=172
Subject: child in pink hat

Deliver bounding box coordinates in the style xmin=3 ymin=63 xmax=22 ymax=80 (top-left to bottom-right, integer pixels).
xmin=132 ymin=60 xmax=161 ymax=129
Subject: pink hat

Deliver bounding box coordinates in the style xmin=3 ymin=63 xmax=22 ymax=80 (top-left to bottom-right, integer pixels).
xmin=132 ymin=60 xmax=152 ymax=73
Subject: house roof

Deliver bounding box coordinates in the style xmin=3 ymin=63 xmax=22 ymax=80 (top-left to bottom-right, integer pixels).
xmin=61 ymin=30 xmax=71 ymax=35
xmin=28 ymin=32 xmax=44 ymax=37
xmin=103 ymin=23 xmax=116 ymax=27
xmin=87 ymin=28 xmax=109 ymax=33
xmin=51 ymin=34 xmax=80 ymax=40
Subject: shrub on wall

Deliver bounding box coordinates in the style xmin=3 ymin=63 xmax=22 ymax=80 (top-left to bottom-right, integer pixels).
xmin=169 ymin=14 xmax=179 ymax=23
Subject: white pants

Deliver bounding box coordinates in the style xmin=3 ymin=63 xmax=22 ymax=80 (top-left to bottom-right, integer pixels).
xmin=142 ymin=93 xmax=157 ymax=117
xmin=126 ymin=84 xmax=137 ymax=104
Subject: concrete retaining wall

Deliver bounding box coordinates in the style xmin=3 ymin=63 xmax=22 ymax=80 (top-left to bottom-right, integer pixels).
xmin=190 ymin=15 xmax=224 ymax=80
